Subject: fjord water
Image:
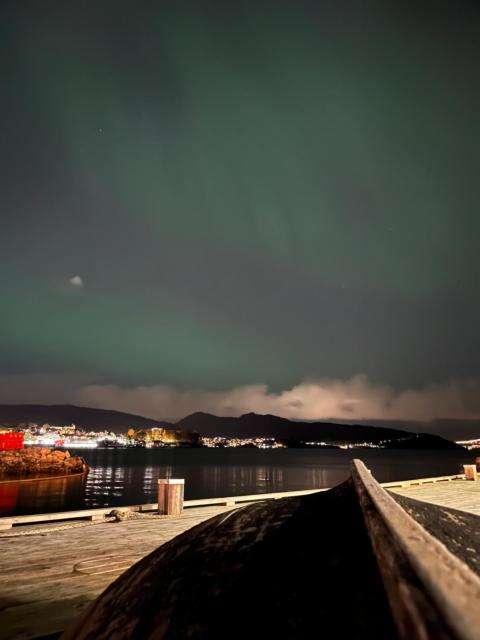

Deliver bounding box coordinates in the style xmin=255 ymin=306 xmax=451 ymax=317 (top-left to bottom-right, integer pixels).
xmin=0 ymin=448 xmax=473 ymax=516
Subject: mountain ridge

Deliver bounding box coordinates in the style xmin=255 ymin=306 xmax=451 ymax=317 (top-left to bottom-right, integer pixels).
xmin=0 ymin=404 xmax=467 ymax=447
xmin=0 ymin=404 xmax=406 ymax=440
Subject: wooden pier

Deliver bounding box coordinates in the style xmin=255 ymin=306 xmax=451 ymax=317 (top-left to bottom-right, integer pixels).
xmin=0 ymin=488 xmax=327 ymax=640
xmin=0 ymin=471 xmax=479 ymax=639
xmin=0 ymin=505 xmax=238 ymax=640
xmin=388 ymin=477 xmax=480 ymax=515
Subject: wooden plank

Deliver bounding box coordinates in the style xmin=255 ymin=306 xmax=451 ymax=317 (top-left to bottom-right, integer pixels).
xmin=352 ymin=459 xmax=480 ymax=640
xmin=0 ymin=596 xmax=93 ymax=640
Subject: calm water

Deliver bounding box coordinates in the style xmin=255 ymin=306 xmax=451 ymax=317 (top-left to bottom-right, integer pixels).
xmin=0 ymin=448 xmax=473 ymax=516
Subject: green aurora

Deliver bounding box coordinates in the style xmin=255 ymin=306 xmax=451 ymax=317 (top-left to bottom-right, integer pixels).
xmin=1 ymin=1 xmax=479 ymax=405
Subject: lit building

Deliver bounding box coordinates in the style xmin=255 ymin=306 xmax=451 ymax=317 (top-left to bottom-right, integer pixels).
xmin=58 ymin=424 xmax=76 ymax=437
xmin=127 ymin=427 xmax=199 ymax=446
xmin=150 ymin=427 xmax=165 ymax=442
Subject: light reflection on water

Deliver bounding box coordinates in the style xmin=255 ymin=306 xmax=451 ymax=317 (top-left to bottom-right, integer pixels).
xmin=0 ymin=448 xmax=472 ymax=516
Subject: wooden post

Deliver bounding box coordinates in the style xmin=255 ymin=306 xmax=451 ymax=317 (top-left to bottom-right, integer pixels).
xmin=463 ymin=465 xmax=477 ymax=481
xmin=158 ymin=479 xmax=184 ymax=516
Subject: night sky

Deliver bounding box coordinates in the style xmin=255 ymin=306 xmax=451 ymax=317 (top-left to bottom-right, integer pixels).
xmin=1 ymin=1 xmax=480 ymax=422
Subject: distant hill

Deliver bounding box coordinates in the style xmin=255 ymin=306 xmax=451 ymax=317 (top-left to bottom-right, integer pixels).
xmin=176 ymin=411 xmax=406 ymax=442
xmin=330 ymin=418 xmax=480 ymax=442
xmin=0 ymin=405 xmax=463 ymax=449
xmin=0 ymin=404 xmax=163 ymax=431
xmin=176 ymin=412 xmax=462 ymax=448
xmin=382 ymin=433 xmax=464 ymax=450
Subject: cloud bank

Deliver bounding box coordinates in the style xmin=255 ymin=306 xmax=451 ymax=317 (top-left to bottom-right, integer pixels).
xmin=75 ymin=375 xmax=480 ymax=422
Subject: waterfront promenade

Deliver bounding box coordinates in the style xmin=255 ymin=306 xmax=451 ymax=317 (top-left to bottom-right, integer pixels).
xmin=0 ymin=470 xmax=479 ymax=639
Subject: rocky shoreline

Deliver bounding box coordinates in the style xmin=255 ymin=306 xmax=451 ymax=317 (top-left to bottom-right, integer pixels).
xmin=0 ymin=448 xmax=88 ymax=477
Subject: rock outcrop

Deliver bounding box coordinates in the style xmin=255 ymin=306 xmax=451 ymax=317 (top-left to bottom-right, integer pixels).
xmin=0 ymin=448 xmax=88 ymax=476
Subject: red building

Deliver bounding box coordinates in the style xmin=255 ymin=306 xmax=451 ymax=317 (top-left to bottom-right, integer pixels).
xmin=0 ymin=430 xmax=24 ymax=451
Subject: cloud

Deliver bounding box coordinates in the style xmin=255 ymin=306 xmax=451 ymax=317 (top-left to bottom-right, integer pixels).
xmin=69 ymin=275 xmax=84 ymax=287
xmin=75 ymin=375 xmax=480 ymax=422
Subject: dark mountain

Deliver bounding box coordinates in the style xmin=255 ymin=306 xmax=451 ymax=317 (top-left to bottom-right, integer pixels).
xmin=177 ymin=411 xmax=408 ymax=443
xmin=0 ymin=404 xmax=166 ymax=431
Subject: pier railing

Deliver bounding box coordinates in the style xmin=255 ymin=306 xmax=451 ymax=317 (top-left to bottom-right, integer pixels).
xmin=381 ymin=473 xmax=465 ymax=488
xmin=0 ymin=487 xmax=328 ymax=530
xmin=0 ymin=472 xmax=468 ymax=530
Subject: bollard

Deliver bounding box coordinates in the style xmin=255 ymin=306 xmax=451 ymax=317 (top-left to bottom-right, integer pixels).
xmin=463 ymin=465 xmax=477 ymax=481
xmin=158 ymin=479 xmax=185 ymax=516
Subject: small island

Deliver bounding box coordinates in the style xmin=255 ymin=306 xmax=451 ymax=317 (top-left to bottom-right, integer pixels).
xmin=0 ymin=448 xmax=88 ymax=479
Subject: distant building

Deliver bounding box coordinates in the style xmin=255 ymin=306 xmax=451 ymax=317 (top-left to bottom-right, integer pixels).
xmin=161 ymin=429 xmax=199 ymax=446
xmin=127 ymin=427 xmax=199 ymax=446
xmin=150 ymin=427 xmax=164 ymax=442
xmin=58 ymin=424 xmax=76 ymax=437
